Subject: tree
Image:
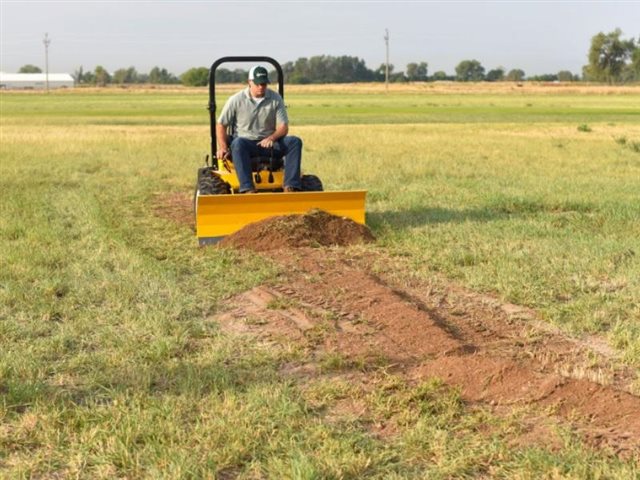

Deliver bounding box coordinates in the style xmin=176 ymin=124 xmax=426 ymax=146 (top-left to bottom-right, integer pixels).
xmin=112 ymin=66 xmax=138 ymax=84
xmin=19 ymin=64 xmax=42 ymax=73
xmin=284 ymin=58 xmax=311 ymax=84
xmin=149 ymin=66 xmax=179 ymax=84
xmin=215 ymin=68 xmax=245 ymax=83
xmin=181 ymin=67 xmax=209 ymax=86
xmin=282 ymin=55 xmax=375 ymax=83
xmin=390 ymin=71 xmax=407 ymax=83
xmin=622 ymin=41 xmax=640 ymax=82
xmin=406 ymin=62 xmax=428 ymax=81
xmin=506 ymin=69 xmax=526 ymax=81
xmin=82 ymin=70 xmax=95 ymax=85
xmin=94 ymin=65 xmax=110 ymax=86
xmin=583 ymin=29 xmax=634 ymax=84
xmin=336 ymin=56 xmax=374 ymax=82
xmin=112 ymin=69 xmax=127 ymax=84
xmin=486 ymin=68 xmax=505 ymax=82
xmin=287 ymin=55 xmax=373 ymax=83
xmin=557 ymin=70 xmax=575 ymax=82
xmin=528 ymin=73 xmax=557 ymax=82
xmin=405 ymin=63 xmax=418 ymax=80
xmin=431 ymin=71 xmax=449 ymax=81
xmin=72 ymin=66 xmax=84 ymax=84
xmin=455 ymin=60 xmax=485 ymax=81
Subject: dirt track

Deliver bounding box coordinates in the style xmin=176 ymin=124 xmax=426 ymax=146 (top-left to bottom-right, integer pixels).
xmin=160 ymin=194 xmax=640 ymax=458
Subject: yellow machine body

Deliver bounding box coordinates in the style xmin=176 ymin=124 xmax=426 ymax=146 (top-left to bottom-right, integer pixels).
xmin=217 ymin=164 xmax=285 ymax=192
xmin=196 ymin=190 xmax=367 ymax=245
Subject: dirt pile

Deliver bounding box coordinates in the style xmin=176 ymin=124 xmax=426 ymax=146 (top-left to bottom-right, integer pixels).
xmin=218 ymin=209 xmax=375 ymax=251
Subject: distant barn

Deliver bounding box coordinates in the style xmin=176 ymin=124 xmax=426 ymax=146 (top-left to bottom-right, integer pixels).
xmin=0 ymin=72 xmax=75 ymax=90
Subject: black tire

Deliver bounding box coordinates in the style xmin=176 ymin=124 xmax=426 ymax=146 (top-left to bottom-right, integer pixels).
xmin=301 ymin=174 xmax=323 ymax=192
xmin=197 ymin=167 xmax=231 ymax=195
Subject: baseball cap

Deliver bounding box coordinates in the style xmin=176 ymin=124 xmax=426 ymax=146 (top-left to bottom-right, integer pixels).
xmin=248 ymin=65 xmax=270 ymax=84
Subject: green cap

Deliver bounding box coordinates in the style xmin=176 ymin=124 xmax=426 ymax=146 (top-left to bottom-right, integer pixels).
xmin=248 ymin=65 xmax=270 ymax=84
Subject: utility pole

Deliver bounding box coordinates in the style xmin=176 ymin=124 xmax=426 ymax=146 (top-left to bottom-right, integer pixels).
xmin=43 ymin=33 xmax=51 ymax=93
xmin=384 ymin=28 xmax=389 ymax=91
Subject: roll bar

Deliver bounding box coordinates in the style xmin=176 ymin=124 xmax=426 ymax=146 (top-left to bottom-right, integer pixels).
xmin=208 ymin=56 xmax=284 ymax=168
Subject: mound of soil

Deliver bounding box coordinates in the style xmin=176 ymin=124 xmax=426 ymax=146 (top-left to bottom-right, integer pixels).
xmin=218 ymin=209 xmax=375 ymax=251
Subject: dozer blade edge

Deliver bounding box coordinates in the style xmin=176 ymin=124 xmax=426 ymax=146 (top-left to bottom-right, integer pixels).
xmin=196 ymin=190 xmax=367 ymax=246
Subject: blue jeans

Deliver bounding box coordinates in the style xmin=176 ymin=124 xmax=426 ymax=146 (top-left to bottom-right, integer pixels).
xmin=230 ymin=136 xmax=303 ymax=192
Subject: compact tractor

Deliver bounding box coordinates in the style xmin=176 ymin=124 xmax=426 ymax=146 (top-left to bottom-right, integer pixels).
xmin=194 ymin=56 xmax=366 ymax=245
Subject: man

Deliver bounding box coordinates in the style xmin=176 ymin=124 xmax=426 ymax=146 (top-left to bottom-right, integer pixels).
xmin=216 ymin=65 xmax=302 ymax=193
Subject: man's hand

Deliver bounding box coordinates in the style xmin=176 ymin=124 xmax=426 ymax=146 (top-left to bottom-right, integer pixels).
xmin=257 ymin=137 xmax=275 ymax=149
xmin=216 ymin=146 xmax=229 ymax=159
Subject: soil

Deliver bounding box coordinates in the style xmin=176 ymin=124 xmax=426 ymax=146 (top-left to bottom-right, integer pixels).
xmin=156 ymin=192 xmax=640 ymax=458
xmin=153 ymin=192 xmax=194 ymax=228
xmin=218 ymin=209 xmax=375 ymax=251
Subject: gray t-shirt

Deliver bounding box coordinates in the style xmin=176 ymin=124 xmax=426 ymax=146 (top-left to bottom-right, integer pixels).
xmin=218 ymin=87 xmax=288 ymax=141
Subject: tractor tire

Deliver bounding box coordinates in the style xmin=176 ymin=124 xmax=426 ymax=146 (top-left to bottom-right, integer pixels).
xmin=197 ymin=167 xmax=231 ymax=195
xmin=301 ymin=174 xmax=323 ymax=192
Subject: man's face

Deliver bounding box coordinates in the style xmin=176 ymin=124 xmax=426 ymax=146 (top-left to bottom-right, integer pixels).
xmin=249 ymin=80 xmax=267 ymax=98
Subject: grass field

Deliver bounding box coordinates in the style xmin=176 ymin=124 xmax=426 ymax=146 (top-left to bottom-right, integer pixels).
xmin=1 ymin=83 xmax=639 ymax=478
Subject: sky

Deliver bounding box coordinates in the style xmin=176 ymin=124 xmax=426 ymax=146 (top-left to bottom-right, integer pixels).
xmin=1 ymin=0 xmax=638 ymax=77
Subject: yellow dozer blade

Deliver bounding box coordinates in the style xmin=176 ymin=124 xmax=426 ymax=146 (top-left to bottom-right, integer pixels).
xmin=196 ymin=190 xmax=367 ymax=245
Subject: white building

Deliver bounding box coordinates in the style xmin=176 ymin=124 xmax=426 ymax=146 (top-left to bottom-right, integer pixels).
xmin=0 ymin=72 xmax=75 ymax=90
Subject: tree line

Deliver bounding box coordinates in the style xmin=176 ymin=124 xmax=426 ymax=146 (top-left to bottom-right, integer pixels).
xmin=18 ymin=29 xmax=639 ymax=86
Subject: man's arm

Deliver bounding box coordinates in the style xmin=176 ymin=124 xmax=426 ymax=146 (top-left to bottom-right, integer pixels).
xmin=216 ymin=123 xmax=230 ymax=159
xmin=217 ymin=92 xmax=239 ymax=159
xmin=257 ymin=123 xmax=288 ymax=149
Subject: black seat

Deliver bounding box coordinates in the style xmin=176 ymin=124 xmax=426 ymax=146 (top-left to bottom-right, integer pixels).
xmin=251 ymin=152 xmax=284 ymax=172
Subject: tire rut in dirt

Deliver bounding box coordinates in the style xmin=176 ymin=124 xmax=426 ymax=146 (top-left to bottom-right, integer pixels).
xmin=213 ymin=247 xmax=640 ymax=457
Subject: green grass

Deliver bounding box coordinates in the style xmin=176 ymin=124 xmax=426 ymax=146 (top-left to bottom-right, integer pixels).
xmin=1 ymin=87 xmax=639 ymax=126
xmin=1 ymin=86 xmax=639 ymax=477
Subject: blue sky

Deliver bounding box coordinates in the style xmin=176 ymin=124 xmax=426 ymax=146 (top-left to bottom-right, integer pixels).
xmin=1 ymin=1 xmax=638 ymax=76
